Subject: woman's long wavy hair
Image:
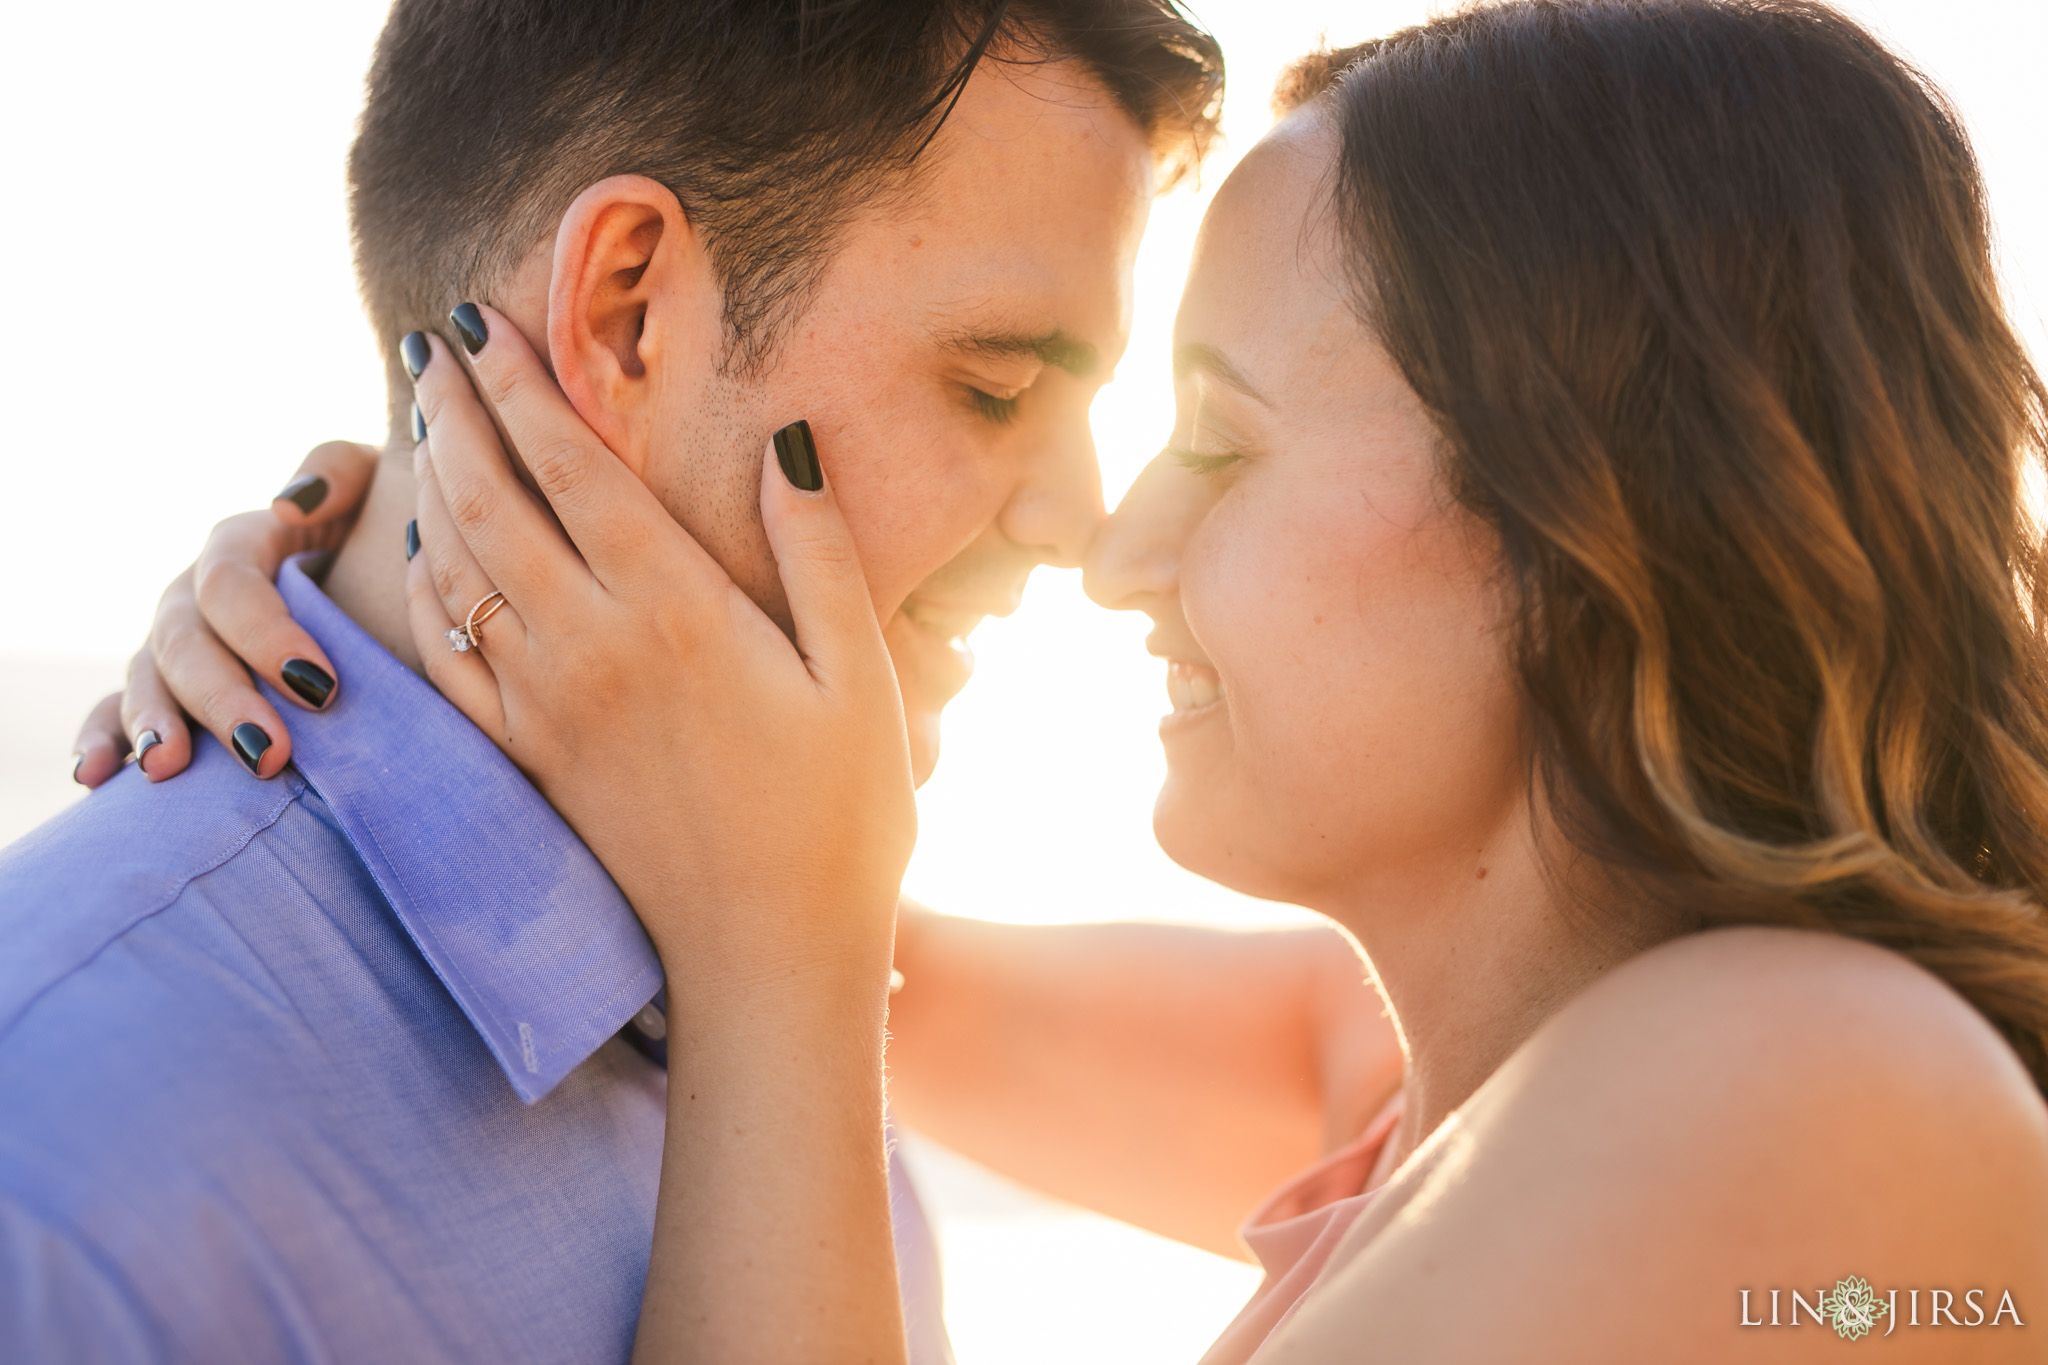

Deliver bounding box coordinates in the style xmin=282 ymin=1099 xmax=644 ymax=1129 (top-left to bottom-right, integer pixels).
xmin=1287 ymin=0 xmax=2048 ymax=1090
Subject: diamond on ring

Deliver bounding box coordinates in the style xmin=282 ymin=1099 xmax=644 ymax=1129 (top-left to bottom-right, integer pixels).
xmin=446 ymin=627 xmax=473 ymax=653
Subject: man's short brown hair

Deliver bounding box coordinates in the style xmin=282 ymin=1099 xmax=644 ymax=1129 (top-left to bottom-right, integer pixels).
xmin=350 ymin=0 xmax=1222 ymax=403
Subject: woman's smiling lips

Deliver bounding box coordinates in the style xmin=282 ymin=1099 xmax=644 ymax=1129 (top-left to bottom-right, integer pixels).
xmin=1165 ymin=658 xmax=1224 ymax=713
xmin=1146 ymin=627 xmax=1227 ymax=731
xmin=1159 ymin=658 xmax=1228 ymax=741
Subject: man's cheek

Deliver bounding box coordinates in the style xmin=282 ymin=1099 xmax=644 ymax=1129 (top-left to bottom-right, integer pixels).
xmin=848 ymin=458 xmax=998 ymax=593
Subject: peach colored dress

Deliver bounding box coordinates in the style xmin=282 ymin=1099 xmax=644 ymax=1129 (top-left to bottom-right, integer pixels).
xmin=1198 ymin=1095 xmax=1405 ymax=1365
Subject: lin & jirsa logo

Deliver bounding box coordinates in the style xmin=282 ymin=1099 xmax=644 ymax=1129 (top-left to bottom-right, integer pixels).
xmin=1740 ymin=1276 xmax=2025 ymax=1340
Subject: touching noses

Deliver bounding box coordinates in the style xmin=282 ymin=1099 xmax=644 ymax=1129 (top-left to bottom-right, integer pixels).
xmin=1084 ymin=450 xmax=1193 ymax=612
xmin=999 ymin=419 xmax=1108 ymax=570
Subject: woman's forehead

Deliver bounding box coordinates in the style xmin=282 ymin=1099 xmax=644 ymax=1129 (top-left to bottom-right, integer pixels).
xmin=1176 ymin=118 xmax=1352 ymax=382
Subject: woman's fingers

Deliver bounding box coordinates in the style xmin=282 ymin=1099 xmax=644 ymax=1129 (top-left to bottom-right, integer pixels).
xmin=758 ymin=425 xmax=891 ymax=693
xmin=413 ymin=442 xmax=529 ymax=667
xmin=192 ymin=511 xmax=340 ymax=712
xmin=270 ymin=440 xmax=381 ymax=536
xmin=408 ymin=326 xmax=584 ymax=607
xmin=72 ymin=691 xmax=131 ymax=789
xmin=148 ymin=566 xmax=294 ymax=779
xmin=117 ymin=643 xmax=195 ymax=782
xmin=405 ymin=546 xmax=508 ymax=741
xmin=67 ymin=446 xmax=375 ymax=791
xmin=435 ymin=304 xmax=682 ymax=595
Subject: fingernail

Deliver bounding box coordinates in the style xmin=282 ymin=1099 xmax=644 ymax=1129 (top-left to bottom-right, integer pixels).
xmin=773 ymin=420 xmax=822 ymax=492
xmin=134 ymin=729 xmax=163 ymax=777
xmin=405 ymin=519 xmax=421 ymax=561
xmin=280 ymin=659 xmax=335 ymax=709
xmin=276 ymin=474 xmax=329 ymax=515
xmin=401 ymin=331 xmax=430 ymax=380
xmin=71 ymin=753 xmax=85 ymax=785
xmin=231 ymin=723 xmax=272 ymax=776
xmin=450 ymin=303 xmax=488 ymax=355
xmin=410 ymin=402 xmax=427 ymax=444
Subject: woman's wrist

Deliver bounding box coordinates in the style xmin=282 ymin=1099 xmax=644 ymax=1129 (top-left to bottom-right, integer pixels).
xmin=642 ymin=890 xmax=901 ymax=1111
xmin=645 ymin=889 xmax=899 ymax=1005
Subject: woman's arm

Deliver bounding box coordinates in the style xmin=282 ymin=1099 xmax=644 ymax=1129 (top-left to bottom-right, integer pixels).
xmin=888 ymin=904 xmax=1400 ymax=1259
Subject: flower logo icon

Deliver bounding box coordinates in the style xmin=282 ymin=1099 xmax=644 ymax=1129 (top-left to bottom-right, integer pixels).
xmin=1819 ymin=1276 xmax=1889 ymax=1341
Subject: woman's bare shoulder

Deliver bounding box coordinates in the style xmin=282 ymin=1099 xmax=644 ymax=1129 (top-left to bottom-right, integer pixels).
xmin=1257 ymin=927 xmax=2048 ymax=1363
xmin=1559 ymin=924 xmax=2044 ymax=1107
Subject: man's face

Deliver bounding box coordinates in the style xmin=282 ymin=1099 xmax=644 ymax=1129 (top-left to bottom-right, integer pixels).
xmin=641 ymin=60 xmax=1153 ymax=783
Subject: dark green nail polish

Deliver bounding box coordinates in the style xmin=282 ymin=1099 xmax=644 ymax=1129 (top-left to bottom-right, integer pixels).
xmin=773 ymin=420 xmax=822 ymax=492
xmin=281 ymin=659 xmax=335 ymax=709
xmin=411 ymin=402 xmax=427 ymax=444
xmin=449 ymin=303 xmax=488 ymax=355
xmin=231 ymin=723 xmax=272 ymax=776
xmin=405 ymin=519 xmax=421 ymax=561
xmin=277 ymin=475 xmax=328 ymax=515
xmin=401 ymin=331 xmax=430 ymax=380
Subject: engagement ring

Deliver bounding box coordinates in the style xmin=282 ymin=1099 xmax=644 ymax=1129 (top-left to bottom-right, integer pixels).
xmin=447 ymin=590 xmax=506 ymax=653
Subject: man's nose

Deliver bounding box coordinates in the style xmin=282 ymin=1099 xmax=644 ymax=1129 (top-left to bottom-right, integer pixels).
xmin=999 ymin=423 xmax=1107 ymax=570
xmin=1083 ymin=451 xmax=1187 ymax=611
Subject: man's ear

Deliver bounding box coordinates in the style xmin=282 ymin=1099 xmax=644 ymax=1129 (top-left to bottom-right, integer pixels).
xmin=546 ymin=174 xmax=720 ymax=479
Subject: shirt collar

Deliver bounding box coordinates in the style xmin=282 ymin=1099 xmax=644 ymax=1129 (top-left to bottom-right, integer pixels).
xmin=266 ymin=555 xmax=663 ymax=1104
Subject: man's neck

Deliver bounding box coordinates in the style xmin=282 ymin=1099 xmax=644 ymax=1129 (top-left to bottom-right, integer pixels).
xmin=319 ymin=439 xmax=424 ymax=674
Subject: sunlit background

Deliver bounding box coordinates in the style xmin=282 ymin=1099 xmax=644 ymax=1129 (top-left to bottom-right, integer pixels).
xmin=1 ymin=2 xmax=2041 ymax=1360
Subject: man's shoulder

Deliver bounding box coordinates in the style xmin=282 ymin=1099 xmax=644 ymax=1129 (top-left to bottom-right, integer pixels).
xmin=0 ymin=738 xmax=328 ymax=1043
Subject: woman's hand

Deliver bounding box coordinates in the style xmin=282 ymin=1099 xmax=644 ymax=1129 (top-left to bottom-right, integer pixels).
xmin=72 ymin=442 xmax=380 ymax=785
xmin=404 ymin=308 xmax=913 ymax=1363
xmin=404 ymin=312 xmax=916 ymax=975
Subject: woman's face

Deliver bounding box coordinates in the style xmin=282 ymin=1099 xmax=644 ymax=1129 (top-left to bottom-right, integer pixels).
xmin=1085 ymin=115 xmax=1528 ymax=913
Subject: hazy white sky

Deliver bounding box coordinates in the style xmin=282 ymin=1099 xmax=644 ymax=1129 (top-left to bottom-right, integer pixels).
xmin=2 ymin=0 xmax=2041 ymax=932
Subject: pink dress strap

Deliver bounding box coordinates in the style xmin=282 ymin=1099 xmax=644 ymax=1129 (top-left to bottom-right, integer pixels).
xmin=1198 ymin=1094 xmax=1405 ymax=1365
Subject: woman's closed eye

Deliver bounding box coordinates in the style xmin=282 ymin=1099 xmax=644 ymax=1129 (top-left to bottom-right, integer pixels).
xmin=1169 ymin=445 xmax=1245 ymax=477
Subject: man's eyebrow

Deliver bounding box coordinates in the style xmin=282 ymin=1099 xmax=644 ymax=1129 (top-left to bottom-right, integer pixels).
xmin=1173 ymin=342 xmax=1271 ymax=406
xmin=937 ymin=327 xmax=1101 ymax=379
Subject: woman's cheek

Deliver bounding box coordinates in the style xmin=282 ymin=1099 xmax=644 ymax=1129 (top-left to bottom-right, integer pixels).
xmin=1158 ymin=499 xmax=1353 ymax=899
xmin=1174 ymin=485 xmax=1488 ymax=902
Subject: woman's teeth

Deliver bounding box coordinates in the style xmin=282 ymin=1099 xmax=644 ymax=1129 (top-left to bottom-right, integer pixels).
xmin=1166 ymin=659 xmax=1224 ymax=712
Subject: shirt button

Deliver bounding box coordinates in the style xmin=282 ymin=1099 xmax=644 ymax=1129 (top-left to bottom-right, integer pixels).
xmin=632 ymin=1003 xmax=667 ymax=1040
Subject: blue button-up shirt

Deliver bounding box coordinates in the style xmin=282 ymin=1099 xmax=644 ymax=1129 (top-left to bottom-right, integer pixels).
xmin=0 ymin=558 xmax=947 ymax=1364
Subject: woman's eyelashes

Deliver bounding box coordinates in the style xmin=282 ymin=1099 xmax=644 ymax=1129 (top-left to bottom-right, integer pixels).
xmin=1169 ymin=445 xmax=1245 ymax=477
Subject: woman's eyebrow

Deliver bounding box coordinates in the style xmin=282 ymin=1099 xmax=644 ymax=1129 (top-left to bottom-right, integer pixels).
xmin=934 ymin=326 xmax=1101 ymax=378
xmin=1173 ymin=342 xmax=1272 ymax=406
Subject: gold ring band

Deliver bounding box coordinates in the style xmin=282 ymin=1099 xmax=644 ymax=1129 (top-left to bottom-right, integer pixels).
xmin=446 ymin=590 xmax=507 ymax=653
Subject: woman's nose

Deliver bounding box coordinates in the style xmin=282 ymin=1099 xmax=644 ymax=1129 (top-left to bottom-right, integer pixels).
xmin=1084 ymin=451 xmax=1194 ymax=611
